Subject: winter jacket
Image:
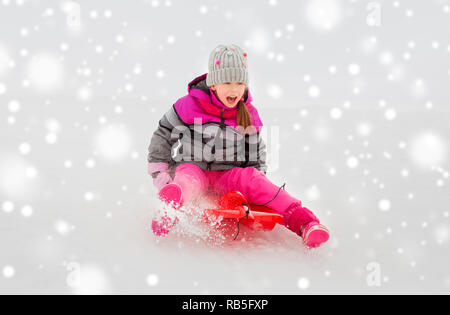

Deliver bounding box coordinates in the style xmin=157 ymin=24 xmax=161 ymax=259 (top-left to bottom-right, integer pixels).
xmin=147 ymin=73 xmax=267 ymax=176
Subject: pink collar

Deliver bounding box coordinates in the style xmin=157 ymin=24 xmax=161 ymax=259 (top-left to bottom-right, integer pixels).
xmin=198 ymin=98 xmax=238 ymax=119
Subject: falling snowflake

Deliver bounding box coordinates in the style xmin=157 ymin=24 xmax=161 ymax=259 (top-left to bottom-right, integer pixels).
xmin=27 ymin=54 xmax=64 ymax=92
xmin=308 ymin=85 xmax=320 ymax=98
xmin=297 ymin=277 xmax=310 ymax=290
xmin=2 ymin=201 xmax=14 ymax=214
xmin=347 ymin=156 xmax=359 ymax=169
xmin=378 ymin=199 xmax=391 ymax=212
xmin=71 ymin=265 xmax=111 ymax=295
xmin=409 ymin=132 xmax=447 ymax=170
xmin=94 ymin=124 xmax=132 ymax=160
xmin=3 ymin=266 xmax=15 ymax=279
xmin=348 ymin=63 xmax=361 ymax=76
xmin=146 ymin=274 xmax=159 ymax=286
xmin=305 ymin=0 xmax=343 ymax=31
xmin=267 ymin=84 xmax=283 ymax=99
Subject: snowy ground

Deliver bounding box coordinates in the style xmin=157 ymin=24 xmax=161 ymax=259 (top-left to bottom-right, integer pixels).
xmin=1 ymin=0 xmax=450 ymax=294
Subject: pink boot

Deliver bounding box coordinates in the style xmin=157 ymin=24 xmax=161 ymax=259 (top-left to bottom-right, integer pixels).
xmin=300 ymin=222 xmax=330 ymax=248
xmin=151 ymin=183 xmax=184 ymax=237
xmin=158 ymin=183 xmax=183 ymax=208
xmin=283 ymin=202 xmax=330 ymax=248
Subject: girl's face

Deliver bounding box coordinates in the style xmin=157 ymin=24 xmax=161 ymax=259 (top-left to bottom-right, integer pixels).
xmin=211 ymin=82 xmax=246 ymax=108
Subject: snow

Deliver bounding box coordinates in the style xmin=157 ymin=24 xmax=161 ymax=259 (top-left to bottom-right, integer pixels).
xmin=409 ymin=132 xmax=447 ymax=169
xmin=94 ymin=124 xmax=132 ymax=160
xmin=330 ymin=107 xmax=343 ymax=120
xmin=297 ymin=277 xmax=310 ymax=290
xmin=45 ymin=133 xmax=58 ymax=144
xmin=0 ymin=45 xmax=13 ymax=76
xmin=70 ymin=264 xmax=111 ymax=295
xmin=247 ymin=29 xmax=270 ymax=54
xmin=146 ymin=274 xmax=159 ymax=287
xmin=3 ymin=266 xmax=15 ymax=279
xmin=0 ymin=82 xmax=6 ymax=94
xmin=308 ymin=85 xmax=320 ymax=98
xmin=0 ymin=0 xmax=449 ymax=295
xmin=384 ymin=108 xmax=397 ymax=121
xmin=348 ymin=64 xmax=361 ymax=76
xmin=27 ymin=54 xmax=64 ymax=92
xmin=8 ymin=100 xmax=21 ymax=113
xmin=378 ymin=199 xmax=391 ymax=212
xmin=267 ymin=84 xmax=283 ymax=99
xmin=77 ymin=86 xmax=92 ymax=101
xmin=0 ymin=155 xmax=36 ymax=199
xmin=54 ymin=219 xmax=73 ymax=236
xmin=304 ymin=0 xmax=343 ymax=31
xmin=346 ymin=156 xmax=359 ymax=169
xmin=21 ymin=205 xmax=34 ymax=218
xmin=2 ymin=201 xmax=15 ymax=213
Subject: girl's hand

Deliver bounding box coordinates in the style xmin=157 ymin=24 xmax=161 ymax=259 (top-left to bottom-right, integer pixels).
xmin=148 ymin=162 xmax=172 ymax=190
xmin=153 ymin=171 xmax=172 ymax=191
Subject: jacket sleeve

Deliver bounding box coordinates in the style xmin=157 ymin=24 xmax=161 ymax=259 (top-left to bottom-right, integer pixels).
xmin=147 ymin=106 xmax=185 ymax=165
xmin=244 ymin=131 xmax=268 ymax=175
xmin=256 ymin=136 xmax=268 ymax=175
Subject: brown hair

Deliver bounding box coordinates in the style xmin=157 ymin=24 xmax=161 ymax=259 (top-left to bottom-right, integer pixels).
xmin=237 ymin=89 xmax=253 ymax=131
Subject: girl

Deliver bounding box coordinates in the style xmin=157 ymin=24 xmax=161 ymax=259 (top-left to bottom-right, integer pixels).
xmin=147 ymin=44 xmax=329 ymax=248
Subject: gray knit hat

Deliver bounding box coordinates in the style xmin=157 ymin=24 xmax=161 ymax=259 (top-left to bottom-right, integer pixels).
xmin=206 ymin=44 xmax=249 ymax=87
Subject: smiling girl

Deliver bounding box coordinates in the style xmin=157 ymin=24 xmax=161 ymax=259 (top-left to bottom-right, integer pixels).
xmin=147 ymin=44 xmax=329 ymax=248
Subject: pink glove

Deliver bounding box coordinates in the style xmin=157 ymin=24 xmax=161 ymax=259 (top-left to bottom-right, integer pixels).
xmin=153 ymin=172 xmax=172 ymax=191
xmin=148 ymin=162 xmax=173 ymax=190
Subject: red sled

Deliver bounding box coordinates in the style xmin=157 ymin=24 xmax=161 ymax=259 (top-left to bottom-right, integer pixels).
xmin=202 ymin=191 xmax=284 ymax=232
xmin=154 ymin=185 xmax=284 ymax=239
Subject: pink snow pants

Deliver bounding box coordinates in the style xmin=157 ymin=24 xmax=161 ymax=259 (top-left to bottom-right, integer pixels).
xmin=171 ymin=163 xmax=310 ymax=219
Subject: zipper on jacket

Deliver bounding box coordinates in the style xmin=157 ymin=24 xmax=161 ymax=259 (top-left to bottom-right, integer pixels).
xmin=220 ymin=109 xmax=225 ymax=128
xmin=242 ymin=134 xmax=250 ymax=167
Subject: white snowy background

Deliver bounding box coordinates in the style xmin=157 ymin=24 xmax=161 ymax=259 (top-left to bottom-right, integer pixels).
xmin=1 ymin=0 xmax=450 ymax=294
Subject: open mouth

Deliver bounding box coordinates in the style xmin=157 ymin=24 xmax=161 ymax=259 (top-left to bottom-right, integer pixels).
xmin=227 ymin=96 xmax=237 ymax=103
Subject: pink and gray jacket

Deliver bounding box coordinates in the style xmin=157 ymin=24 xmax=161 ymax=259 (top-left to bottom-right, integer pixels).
xmin=147 ymin=73 xmax=267 ymax=176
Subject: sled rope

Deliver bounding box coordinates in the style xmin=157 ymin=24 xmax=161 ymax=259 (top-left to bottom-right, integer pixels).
xmin=233 ymin=211 xmax=250 ymax=241
xmin=233 ymin=183 xmax=286 ymax=241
